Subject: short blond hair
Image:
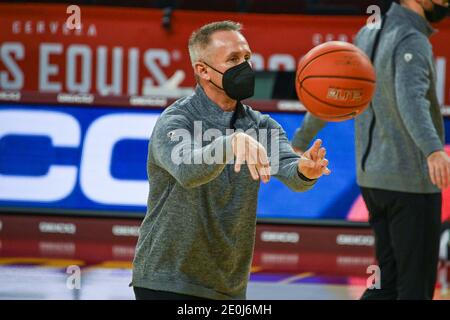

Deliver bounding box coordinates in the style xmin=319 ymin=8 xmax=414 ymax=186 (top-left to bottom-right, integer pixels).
xmin=188 ymin=21 xmax=242 ymax=66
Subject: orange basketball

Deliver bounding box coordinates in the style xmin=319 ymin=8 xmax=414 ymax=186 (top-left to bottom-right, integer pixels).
xmin=295 ymin=41 xmax=376 ymax=122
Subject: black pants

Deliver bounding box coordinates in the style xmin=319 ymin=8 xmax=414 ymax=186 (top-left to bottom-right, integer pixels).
xmin=133 ymin=287 xmax=208 ymax=300
xmin=360 ymin=187 xmax=442 ymax=300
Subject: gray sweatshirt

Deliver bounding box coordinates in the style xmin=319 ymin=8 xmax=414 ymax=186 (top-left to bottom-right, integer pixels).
xmin=292 ymin=2 xmax=445 ymax=194
xmin=131 ymin=85 xmax=316 ymax=299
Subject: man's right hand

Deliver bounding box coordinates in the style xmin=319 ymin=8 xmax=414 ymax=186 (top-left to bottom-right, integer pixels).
xmin=427 ymin=150 xmax=450 ymax=190
xmin=232 ymin=132 xmax=271 ymax=183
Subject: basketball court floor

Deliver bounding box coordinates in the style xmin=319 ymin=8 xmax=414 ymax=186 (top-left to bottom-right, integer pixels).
xmin=0 ymin=213 xmax=448 ymax=300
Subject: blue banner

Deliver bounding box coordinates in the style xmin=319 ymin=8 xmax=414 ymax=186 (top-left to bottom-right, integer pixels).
xmin=1 ymin=104 xmax=449 ymax=221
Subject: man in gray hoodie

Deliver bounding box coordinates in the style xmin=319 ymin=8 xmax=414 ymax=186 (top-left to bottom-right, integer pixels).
xmin=131 ymin=21 xmax=331 ymax=300
xmin=292 ymin=1 xmax=450 ymax=299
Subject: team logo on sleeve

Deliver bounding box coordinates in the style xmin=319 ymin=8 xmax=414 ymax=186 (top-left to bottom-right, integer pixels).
xmin=404 ymin=53 xmax=413 ymax=63
xmin=167 ymin=130 xmax=175 ymax=140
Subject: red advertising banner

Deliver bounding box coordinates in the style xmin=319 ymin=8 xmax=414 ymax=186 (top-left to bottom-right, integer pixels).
xmin=0 ymin=214 xmax=375 ymax=275
xmin=1 ymin=3 xmax=450 ymax=110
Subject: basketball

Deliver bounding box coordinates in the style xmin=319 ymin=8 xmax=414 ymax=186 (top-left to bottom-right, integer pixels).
xmin=295 ymin=41 xmax=376 ymax=122
xmin=2 ymin=1 xmax=450 ymax=303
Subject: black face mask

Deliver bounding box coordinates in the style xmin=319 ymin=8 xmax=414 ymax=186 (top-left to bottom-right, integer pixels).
xmin=424 ymin=1 xmax=449 ymax=23
xmin=203 ymin=60 xmax=255 ymax=101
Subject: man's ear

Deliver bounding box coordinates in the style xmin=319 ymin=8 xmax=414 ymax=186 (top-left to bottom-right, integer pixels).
xmin=194 ymin=62 xmax=210 ymax=81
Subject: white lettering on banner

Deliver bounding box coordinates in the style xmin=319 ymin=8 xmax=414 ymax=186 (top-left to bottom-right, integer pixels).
xmin=278 ymin=101 xmax=305 ymax=111
xmin=0 ymin=42 xmax=24 ymax=90
xmin=39 ymin=241 xmax=76 ymax=255
xmin=143 ymin=49 xmax=170 ymax=86
xmin=57 ymin=93 xmax=94 ymax=104
xmin=2 ymin=39 xmax=450 ymax=103
xmin=11 ymin=21 xmax=20 ymax=34
xmin=80 ymin=114 xmax=158 ymax=205
xmin=39 ymin=222 xmax=76 ymax=234
xmin=250 ymin=53 xmax=264 ymax=71
xmin=37 ymin=21 xmax=45 ymax=34
xmin=312 ymin=33 xmax=351 ymax=46
xmin=112 ymin=225 xmax=140 ymax=237
xmin=66 ymin=45 xmax=92 ymax=93
xmin=112 ymin=245 xmax=136 ymax=259
xmin=97 ymin=46 xmax=123 ymax=95
xmin=11 ymin=20 xmax=97 ymax=37
xmin=336 ymin=234 xmax=374 ymax=246
xmin=268 ymin=54 xmax=296 ymax=71
xmin=39 ymin=43 xmax=63 ymax=92
xmin=0 ymin=110 xmax=80 ymax=202
xmin=87 ymin=25 xmax=97 ymax=37
xmin=0 ymin=109 xmax=159 ymax=206
xmin=129 ymin=96 xmax=167 ymax=106
xmin=436 ymin=57 xmax=446 ymax=105
xmin=29 ymin=45 xmax=180 ymax=95
xmin=0 ymin=91 xmax=21 ymax=101
xmin=261 ymin=253 xmax=299 ymax=265
xmin=336 ymin=256 xmax=375 ymax=267
xmin=261 ymin=231 xmax=300 ymax=243
xmin=128 ymin=48 xmax=139 ymax=96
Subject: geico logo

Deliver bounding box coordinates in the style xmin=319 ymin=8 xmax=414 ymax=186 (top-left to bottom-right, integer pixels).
xmin=112 ymin=225 xmax=140 ymax=237
xmin=38 ymin=222 xmax=76 ymax=234
xmin=0 ymin=109 xmax=159 ymax=206
xmin=336 ymin=234 xmax=375 ymax=246
xmin=260 ymin=231 xmax=299 ymax=243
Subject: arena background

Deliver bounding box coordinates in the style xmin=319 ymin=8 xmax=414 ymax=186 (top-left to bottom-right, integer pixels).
xmin=0 ymin=0 xmax=449 ymax=300
xmin=1 ymin=2 xmax=449 ymax=222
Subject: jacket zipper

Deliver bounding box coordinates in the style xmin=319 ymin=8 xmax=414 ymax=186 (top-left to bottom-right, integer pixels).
xmin=361 ymin=16 xmax=386 ymax=172
xmin=361 ymin=108 xmax=376 ymax=172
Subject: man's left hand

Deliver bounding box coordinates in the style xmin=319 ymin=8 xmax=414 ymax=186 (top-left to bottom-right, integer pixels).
xmin=298 ymin=139 xmax=331 ymax=180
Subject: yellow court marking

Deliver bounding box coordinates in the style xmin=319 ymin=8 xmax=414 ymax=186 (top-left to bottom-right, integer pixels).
xmin=0 ymin=258 xmax=49 ymax=265
xmin=0 ymin=257 xmax=85 ymax=267
xmin=279 ymin=272 xmax=314 ymax=284
xmin=251 ymin=266 xmax=262 ymax=273
xmin=88 ymin=261 xmax=133 ymax=269
xmin=42 ymin=259 xmax=85 ymax=268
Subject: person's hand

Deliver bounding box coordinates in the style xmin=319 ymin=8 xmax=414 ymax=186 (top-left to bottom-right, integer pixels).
xmin=298 ymin=139 xmax=331 ymax=180
xmin=427 ymin=150 xmax=450 ymax=190
xmin=232 ymin=132 xmax=271 ymax=183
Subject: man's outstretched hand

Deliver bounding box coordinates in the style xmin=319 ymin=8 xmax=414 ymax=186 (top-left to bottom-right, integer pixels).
xmin=297 ymin=139 xmax=331 ymax=180
xmin=232 ymin=132 xmax=271 ymax=183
